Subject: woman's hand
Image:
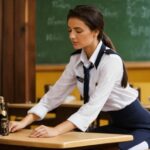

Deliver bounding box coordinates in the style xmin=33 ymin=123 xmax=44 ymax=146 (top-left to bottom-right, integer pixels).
xmin=29 ymin=125 xmax=59 ymax=138
xmin=9 ymin=121 xmax=26 ymax=132
xmin=29 ymin=121 xmax=76 ymax=138
xmin=9 ymin=113 xmax=40 ymax=133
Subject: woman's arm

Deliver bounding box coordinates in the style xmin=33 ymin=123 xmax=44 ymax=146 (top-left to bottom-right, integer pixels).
xmin=29 ymin=120 xmax=77 ymax=138
xmin=9 ymin=113 xmax=40 ymax=132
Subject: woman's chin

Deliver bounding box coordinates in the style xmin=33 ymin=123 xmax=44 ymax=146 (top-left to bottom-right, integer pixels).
xmin=73 ymin=45 xmax=81 ymax=50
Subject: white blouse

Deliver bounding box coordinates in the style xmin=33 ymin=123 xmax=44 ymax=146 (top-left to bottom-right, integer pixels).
xmin=28 ymin=41 xmax=138 ymax=131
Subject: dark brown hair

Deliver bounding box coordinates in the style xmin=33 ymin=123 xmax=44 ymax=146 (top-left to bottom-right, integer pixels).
xmin=102 ymin=32 xmax=116 ymax=50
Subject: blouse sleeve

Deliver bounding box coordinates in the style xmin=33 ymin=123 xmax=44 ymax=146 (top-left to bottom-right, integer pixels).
xmin=28 ymin=57 xmax=77 ymax=120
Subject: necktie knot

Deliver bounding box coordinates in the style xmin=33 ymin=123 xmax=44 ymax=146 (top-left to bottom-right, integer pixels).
xmin=83 ymin=64 xmax=94 ymax=73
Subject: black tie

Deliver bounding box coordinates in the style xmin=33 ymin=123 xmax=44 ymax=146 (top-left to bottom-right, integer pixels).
xmin=83 ymin=64 xmax=94 ymax=104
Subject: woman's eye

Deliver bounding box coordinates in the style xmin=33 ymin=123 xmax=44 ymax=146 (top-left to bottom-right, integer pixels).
xmin=76 ymin=30 xmax=83 ymax=33
xmin=76 ymin=31 xmax=82 ymax=33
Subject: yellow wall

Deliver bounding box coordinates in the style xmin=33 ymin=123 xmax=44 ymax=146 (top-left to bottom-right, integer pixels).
xmin=36 ymin=62 xmax=150 ymax=104
xmin=36 ymin=71 xmax=62 ymax=100
xmin=36 ymin=65 xmax=81 ymax=102
xmin=126 ymin=62 xmax=150 ymax=104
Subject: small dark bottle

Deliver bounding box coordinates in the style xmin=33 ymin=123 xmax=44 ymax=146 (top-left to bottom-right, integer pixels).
xmin=0 ymin=96 xmax=9 ymax=136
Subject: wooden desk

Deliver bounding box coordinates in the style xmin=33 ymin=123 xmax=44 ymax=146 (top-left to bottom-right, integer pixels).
xmin=8 ymin=101 xmax=150 ymax=109
xmin=7 ymin=101 xmax=83 ymax=127
xmin=8 ymin=101 xmax=150 ymax=129
xmin=0 ymin=129 xmax=133 ymax=150
xmin=7 ymin=101 xmax=110 ymax=128
xmin=8 ymin=100 xmax=83 ymax=109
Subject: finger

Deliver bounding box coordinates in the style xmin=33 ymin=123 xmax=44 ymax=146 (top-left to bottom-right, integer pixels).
xmin=34 ymin=130 xmax=48 ymax=138
xmin=9 ymin=123 xmax=16 ymax=132
xmin=29 ymin=129 xmax=45 ymax=138
xmin=34 ymin=125 xmax=45 ymax=131
xmin=30 ymin=128 xmax=42 ymax=137
xmin=31 ymin=125 xmax=46 ymax=135
xmin=9 ymin=122 xmax=13 ymax=132
xmin=10 ymin=125 xmax=19 ymax=132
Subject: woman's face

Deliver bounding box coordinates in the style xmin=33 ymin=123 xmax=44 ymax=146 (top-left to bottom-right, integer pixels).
xmin=68 ymin=18 xmax=99 ymax=50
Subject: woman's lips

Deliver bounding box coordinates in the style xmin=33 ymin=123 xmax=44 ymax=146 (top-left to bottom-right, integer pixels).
xmin=72 ymin=41 xmax=78 ymax=46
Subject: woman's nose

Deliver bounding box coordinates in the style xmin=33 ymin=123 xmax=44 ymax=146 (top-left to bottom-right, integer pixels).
xmin=69 ymin=31 xmax=76 ymax=39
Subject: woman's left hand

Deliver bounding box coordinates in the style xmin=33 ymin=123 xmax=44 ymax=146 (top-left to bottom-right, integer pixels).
xmin=29 ymin=125 xmax=59 ymax=138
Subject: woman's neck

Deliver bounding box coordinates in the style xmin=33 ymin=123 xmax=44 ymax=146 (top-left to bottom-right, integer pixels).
xmin=84 ymin=40 xmax=99 ymax=59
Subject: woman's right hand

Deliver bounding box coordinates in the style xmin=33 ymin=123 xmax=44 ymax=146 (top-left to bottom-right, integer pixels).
xmin=9 ymin=113 xmax=40 ymax=133
xmin=9 ymin=121 xmax=26 ymax=132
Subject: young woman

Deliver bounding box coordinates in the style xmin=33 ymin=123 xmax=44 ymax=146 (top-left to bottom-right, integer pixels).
xmin=9 ymin=5 xmax=150 ymax=150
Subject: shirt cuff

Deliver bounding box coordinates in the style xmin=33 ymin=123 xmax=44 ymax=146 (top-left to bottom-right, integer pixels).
xmin=67 ymin=113 xmax=90 ymax=132
xmin=27 ymin=104 xmax=48 ymax=120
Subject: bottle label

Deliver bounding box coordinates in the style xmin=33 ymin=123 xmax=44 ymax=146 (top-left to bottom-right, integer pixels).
xmin=0 ymin=118 xmax=9 ymax=136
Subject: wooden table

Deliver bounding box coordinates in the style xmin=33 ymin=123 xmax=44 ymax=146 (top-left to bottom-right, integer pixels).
xmin=8 ymin=101 xmax=150 ymax=129
xmin=0 ymin=129 xmax=133 ymax=150
xmin=7 ymin=101 xmax=110 ymax=128
xmin=7 ymin=101 xmax=83 ymax=127
xmin=8 ymin=100 xmax=83 ymax=109
xmin=8 ymin=101 xmax=150 ymax=109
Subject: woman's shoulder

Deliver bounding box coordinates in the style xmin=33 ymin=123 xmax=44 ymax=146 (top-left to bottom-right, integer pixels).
xmin=101 ymin=52 xmax=123 ymax=69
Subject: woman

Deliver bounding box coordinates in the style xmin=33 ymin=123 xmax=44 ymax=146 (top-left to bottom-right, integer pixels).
xmin=9 ymin=5 xmax=150 ymax=150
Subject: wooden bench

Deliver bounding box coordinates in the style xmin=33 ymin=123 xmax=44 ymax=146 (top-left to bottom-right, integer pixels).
xmin=0 ymin=129 xmax=133 ymax=150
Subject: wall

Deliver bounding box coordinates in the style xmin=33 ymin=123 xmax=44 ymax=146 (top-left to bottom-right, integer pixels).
xmin=0 ymin=0 xmax=36 ymax=103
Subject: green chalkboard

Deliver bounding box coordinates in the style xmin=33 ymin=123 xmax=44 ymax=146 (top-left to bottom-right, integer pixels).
xmin=36 ymin=0 xmax=150 ymax=64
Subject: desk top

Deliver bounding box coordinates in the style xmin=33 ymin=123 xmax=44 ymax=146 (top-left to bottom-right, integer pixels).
xmin=0 ymin=129 xmax=133 ymax=149
xmin=7 ymin=100 xmax=83 ymax=109
xmin=8 ymin=101 xmax=150 ymax=110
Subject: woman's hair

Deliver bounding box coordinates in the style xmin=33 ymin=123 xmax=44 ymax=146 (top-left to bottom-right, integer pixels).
xmin=67 ymin=5 xmax=115 ymax=50
xmin=67 ymin=5 xmax=128 ymax=87
xmin=102 ymin=32 xmax=116 ymax=51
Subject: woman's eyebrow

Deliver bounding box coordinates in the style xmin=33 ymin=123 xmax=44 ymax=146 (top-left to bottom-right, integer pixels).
xmin=68 ymin=27 xmax=83 ymax=31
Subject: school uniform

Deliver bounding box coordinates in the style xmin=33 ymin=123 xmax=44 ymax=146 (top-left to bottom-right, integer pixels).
xmin=28 ymin=41 xmax=150 ymax=150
